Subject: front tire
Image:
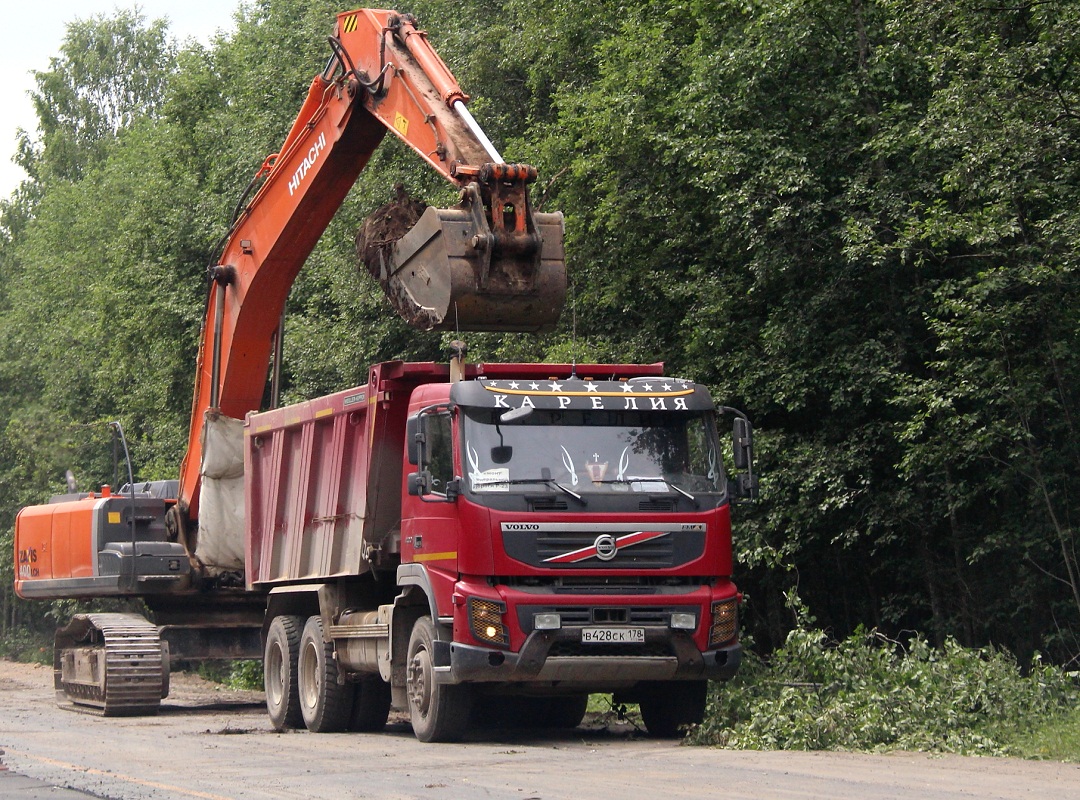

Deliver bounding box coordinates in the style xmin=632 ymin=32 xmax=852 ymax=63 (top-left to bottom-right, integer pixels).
xmin=406 ymin=616 xmax=472 ymax=742
xmin=264 ymin=615 xmax=304 ymax=730
xmin=638 ymin=680 xmax=707 ymax=738
xmin=298 ymin=616 xmax=353 ymax=732
xmin=543 ymin=694 xmax=589 ymax=729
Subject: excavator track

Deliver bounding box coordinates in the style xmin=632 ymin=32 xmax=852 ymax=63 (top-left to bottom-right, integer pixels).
xmin=54 ymin=613 xmax=169 ymax=716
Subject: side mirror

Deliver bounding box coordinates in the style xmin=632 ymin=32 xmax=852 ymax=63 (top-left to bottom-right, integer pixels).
xmin=407 ymin=471 xmax=429 ymax=496
xmin=490 ymin=445 xmax=513 ymax=464
xmin=406 ymin=414 xmax=423 ymax=465
xmin=732 ymin=418 xmax=753 ymax=470
xmin=725 ymin=414 xmax=759 ymax=501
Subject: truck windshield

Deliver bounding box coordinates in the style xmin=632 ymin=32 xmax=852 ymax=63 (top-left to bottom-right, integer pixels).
xmin=461 ymin=408 xmax=723 ymax=496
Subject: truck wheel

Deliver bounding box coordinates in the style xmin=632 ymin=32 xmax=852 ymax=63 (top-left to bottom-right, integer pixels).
xmin=348 ymin=674 xmax=392 ymax=732
xmin=406 ymin=616 xmax=472 ymax=742
xmin=298 ymin=616 xmax=353 ymax=733
xmin=264 ymin=615 xmax=304 ymax=730
xmin=638 ymin=680 xmax=707 ymax=739
xmin=543 ymin=694 xmax=589 ymax=729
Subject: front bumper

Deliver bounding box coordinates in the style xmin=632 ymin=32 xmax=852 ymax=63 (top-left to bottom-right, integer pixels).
xmin=435 ymin=626 xmax=742 ymax=686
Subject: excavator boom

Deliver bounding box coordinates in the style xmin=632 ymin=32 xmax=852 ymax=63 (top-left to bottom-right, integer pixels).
xmin=177 ymin=9 xmax=566 ymax=525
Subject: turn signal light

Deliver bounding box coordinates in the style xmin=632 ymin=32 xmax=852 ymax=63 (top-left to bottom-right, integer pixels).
xmin=468 ymin=597 xmax=509 ymax=647
xmin=709 ymin=599 xmax=738 ymax=646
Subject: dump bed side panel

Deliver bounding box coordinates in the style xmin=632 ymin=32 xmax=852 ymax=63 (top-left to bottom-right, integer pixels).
xmin=246 ymin=384 xmax=377 ymax=585
xmin=244 ymin=362 xmax=454 ymax=587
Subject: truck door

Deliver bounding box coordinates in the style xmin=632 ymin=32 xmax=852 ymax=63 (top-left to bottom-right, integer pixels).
xmin=402 ymin=409 xmax=462 ymax=614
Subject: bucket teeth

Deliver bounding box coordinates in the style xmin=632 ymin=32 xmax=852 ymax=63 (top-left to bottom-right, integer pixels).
xmin=357 ymin=183 xmax=566 ymax=333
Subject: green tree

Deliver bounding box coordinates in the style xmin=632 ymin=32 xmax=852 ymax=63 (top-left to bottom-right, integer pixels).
xmin=18 ymin=8 xmax=176 ymax=185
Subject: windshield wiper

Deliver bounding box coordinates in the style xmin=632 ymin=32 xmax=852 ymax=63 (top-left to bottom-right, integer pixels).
xmin=662 ymin=480 xmax=697 ymax=504
xmin=506 ymin=477 xmax=586 ymax=504
xmin=592 ymin=477 xmax=698 ymax=505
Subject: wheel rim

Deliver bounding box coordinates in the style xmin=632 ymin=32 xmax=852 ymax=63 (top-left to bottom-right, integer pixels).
xmin=299 ymin=639 xmax=320 ymax=712
xmin=266 ymin=641 xmax=284 ymax=707
xmin=407 ymin=646 xmax=431 ymax=717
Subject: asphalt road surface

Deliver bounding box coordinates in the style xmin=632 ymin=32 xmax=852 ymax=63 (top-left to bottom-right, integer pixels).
xmin=1 ymin=659 xmax=1077 ymax=799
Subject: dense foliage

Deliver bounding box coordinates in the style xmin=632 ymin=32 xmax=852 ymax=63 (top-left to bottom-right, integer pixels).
xmin=2 ymin=0 xmax=1079 ymax=672
xmin=691 ymin=620 xmax=1079 ymax=754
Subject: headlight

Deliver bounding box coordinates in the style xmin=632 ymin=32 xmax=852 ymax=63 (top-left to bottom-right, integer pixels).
xmin=533 ymin=612 xmax=562 ymax=630
xmin=468 ymin=597 xmax=509 ymax=647
xmin=669 ymin=612 xmax=697 ymax=630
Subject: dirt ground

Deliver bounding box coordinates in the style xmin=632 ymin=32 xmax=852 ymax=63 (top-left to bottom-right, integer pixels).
xmin=1 ymin=657 xmax=1078 ymax=800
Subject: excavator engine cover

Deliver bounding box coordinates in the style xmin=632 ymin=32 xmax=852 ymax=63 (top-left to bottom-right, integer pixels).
xmin=366 ymin=183 xmax=566 ymax=332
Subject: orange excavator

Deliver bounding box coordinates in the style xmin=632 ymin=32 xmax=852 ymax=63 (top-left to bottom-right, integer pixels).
xmin=14 ymin=8 xmax=566 ymax=714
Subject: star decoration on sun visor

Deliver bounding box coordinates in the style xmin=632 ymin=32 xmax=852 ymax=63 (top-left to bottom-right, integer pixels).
xmin=479 ymin=379 xmax=693 ymax=397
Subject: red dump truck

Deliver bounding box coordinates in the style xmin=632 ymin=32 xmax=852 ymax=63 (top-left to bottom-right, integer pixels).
xmin=14 ymin=350 xmax=754 ymax=741
xmin=244 ymin=353 xmax=752 ymax=740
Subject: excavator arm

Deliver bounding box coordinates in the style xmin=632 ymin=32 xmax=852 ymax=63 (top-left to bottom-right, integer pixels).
xmin=176 ymin=8 xmax=565 ymax=532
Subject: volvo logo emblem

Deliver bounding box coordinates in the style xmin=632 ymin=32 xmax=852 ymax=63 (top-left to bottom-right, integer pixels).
xmin=593 ymin=534 xmax=618 ymax=561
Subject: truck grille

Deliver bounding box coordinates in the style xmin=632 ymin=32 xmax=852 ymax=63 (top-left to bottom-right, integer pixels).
xmin=536 ymin=531 xmax=674 ymax=567
xmin=502 ymin=522 xmax=705 ymax=570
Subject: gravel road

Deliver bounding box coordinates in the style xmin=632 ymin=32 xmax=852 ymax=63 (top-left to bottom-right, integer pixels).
xmin=1 ymin=658 xmax=1076 ymax=799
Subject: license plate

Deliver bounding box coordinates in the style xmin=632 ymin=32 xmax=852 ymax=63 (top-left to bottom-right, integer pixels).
xmin=581 ymin=627 xmax=645 ymax=644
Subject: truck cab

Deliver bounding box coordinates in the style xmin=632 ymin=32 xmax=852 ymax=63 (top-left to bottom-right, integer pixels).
xmin=396 ymin=365 xmax=747 ymax=738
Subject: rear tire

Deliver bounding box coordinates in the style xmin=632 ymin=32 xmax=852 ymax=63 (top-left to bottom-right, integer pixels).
xmin=264 ymin=615 xmax=304 ymax=730
xmin=348 ymin=674 xmax=392 ymax=732
xmin=298 ymin=616 xmax=353 ymax=733
xmin=638 ymin=680 xmax=707 ymax=739
xmin=406 ymin=616 xmax=472 ymax=742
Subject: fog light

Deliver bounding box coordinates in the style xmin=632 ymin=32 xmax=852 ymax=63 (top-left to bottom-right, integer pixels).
xmin=534 ymin=613 xmax=562 ymax=630
xmin=670 ymin=612 xmax=697 ymax=630
xmin=709 ymin=599 xmax=738 ymax=646
xmin=468 ymin=597 xmax=509 ymax=647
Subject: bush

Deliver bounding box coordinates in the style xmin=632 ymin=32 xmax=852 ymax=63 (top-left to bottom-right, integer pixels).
xmin=0 ymin=627 xmax=53 ymax=665
xmin=225 ymin=659 xmax=263 ymax=691
xmin=195 ymin=659 xmax=264 ymax=691
xmin=691 ymin=626 xmax=1079 ymax=755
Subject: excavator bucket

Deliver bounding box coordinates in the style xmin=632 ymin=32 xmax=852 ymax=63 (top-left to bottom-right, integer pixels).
xmin=358 ymin=173 xmax=566 ymax=333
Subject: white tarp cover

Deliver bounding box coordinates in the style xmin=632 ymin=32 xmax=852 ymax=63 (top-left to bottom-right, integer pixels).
xmin=195 ymin=410 xmax=246 ymax=573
